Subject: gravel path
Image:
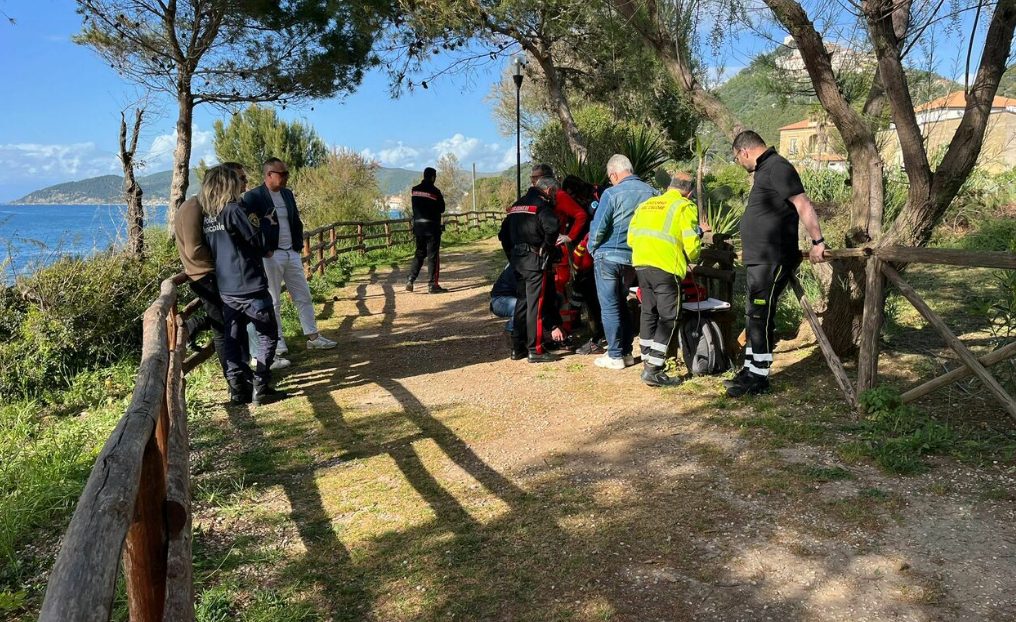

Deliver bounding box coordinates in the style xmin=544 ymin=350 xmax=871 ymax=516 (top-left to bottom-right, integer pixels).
xmin=210 ymin=237 xmax=1016 ymax=621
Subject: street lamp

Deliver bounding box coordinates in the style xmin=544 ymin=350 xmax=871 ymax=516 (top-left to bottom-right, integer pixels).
xmin=512 ymin=55 xmax=526 ymax=200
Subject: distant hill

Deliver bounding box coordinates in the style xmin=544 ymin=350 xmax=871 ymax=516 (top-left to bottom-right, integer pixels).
xmin=12 ymin=170 xmax=201 ymax=205
xmin=715 ymin=54 xmax=966 ymax=146
xmin=375 ymin=168 xmax=423 ymax=196
xmin=11 ymin=166 xmax=504 ymax=205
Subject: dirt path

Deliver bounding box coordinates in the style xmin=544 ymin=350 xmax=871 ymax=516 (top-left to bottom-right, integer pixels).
xmin=191 ymin=238 xmax=1016 ymax=621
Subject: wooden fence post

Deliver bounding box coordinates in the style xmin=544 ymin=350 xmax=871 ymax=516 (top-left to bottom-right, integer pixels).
xmin=122 ymin=312 xmax=172 ymax=621
xmin=357 ymin=224 xmax=365 ymax=253
xmin=329 ymin=226 xmax=337 ymax=262
xmin=856 ymin=257 xmax=884 ymax=400
xmin=385 ymin=222 xmax=392 ymax=246
xmin=302 ymin=236 xmax=311 ymax=278
xmin=317 ymin=231 xmax=325 ymax=276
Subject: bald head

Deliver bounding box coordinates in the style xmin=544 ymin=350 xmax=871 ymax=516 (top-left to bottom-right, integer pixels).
xmin=670 ymin=171 xmax=694 ymax=198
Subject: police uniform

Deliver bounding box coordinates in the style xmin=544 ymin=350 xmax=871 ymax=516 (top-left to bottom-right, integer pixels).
xmin=498 ymin=187 xmax=560 ymax=357
xmin=202 ymin=201 xmax=279 ymax=398
xmin=407 ymin=179 xmax=446 ymax=290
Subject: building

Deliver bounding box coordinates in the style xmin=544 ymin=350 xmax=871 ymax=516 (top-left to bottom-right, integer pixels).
xmin=880 ymin=91 xmax=1016 ymax=173
xmin=777 ymin=119 xmax=848 ymax=172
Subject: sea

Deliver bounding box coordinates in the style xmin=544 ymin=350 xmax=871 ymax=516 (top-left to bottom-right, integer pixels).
xmin=0 ymin=204 xmax=167 ymax=284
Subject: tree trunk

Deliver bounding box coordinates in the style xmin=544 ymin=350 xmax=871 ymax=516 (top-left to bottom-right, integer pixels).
xmin=119 ymin=109 xmax=145 ymax=259
xmin=526 ymin=43 xmax=588 ymax=161
xmin=168 ymin=88 xmax=194 ymax=235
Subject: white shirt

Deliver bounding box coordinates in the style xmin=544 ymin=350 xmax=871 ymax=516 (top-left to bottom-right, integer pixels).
xmin=269 ymin=190 xmax=294 ymax=251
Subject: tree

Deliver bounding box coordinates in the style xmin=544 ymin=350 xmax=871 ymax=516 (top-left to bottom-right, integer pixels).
xmin=213 ymin=105 xmax=328 ymax=177
xmin=76 ymin=0 xmax=390 ymax=230
xmin=437 ymin=152 xmax=467 ymax=210
xmin=289 ymin=149 xmax=385 ymax=227
xmin=118 ymin=107 xmax=145 ymax=259
xmin=612 ymin=0 xmax=1016 ymax=355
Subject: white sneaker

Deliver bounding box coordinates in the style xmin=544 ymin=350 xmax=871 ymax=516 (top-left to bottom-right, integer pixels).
xmin=251 ymin=357 xmax=291 ymax=370
xmin=307 ymin=335 xmax=337 ymax=350
xmin=594 ymin=354 xmax=626 ymax=370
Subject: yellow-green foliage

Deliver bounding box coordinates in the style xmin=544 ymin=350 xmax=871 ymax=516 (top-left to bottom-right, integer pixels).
xmin=289 ymin=149 xmax=385 ymax=228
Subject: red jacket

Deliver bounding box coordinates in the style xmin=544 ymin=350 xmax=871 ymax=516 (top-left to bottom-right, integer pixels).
xmin=554 ymin=190 xmax=589 ymax=241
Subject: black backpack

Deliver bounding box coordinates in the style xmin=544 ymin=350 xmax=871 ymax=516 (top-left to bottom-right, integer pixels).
xmin=679 ymin=313 xmax=731 ymax=376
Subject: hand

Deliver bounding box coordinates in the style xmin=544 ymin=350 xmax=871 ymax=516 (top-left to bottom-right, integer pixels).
xmin=265 ymin=251 xmax=274 ymax=258
xmin=556 ymin=234 xmax=572 ymax=246
xmin=551 ymin=327 xmax=565 ymax=342
xmin=809 ymin=242 xmax=827 ymax=264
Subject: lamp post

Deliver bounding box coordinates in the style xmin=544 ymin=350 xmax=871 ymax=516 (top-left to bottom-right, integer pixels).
xmin=512 ymin=55 xmax=526 ymax=200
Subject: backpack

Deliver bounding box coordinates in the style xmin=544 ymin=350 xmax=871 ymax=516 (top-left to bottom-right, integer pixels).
xmin=679 ymin=313 xmax=731 ymax=376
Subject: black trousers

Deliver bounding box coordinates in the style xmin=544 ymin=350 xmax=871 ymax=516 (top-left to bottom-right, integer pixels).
xmin=188 ymin=274 xmax=232 ymax=379
xmin=221 ymin=292 xmax=278 ymax=387
xmin=743 ymin=262 xmax=798 ymax=377
xmin=573 ymin=269 xmax=604 ymax=341
xmin=636 ymin=266 xmax=681 ymax=369
xmin=409 ymin=227 xmax=442 ymax=285
xmin=511 ymin=262 xmax=552 ymax=355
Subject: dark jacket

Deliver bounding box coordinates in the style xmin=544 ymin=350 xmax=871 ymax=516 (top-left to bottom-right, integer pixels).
xmin=498 ymin=187 xmax=560 ymax=272
xmin=411 ymin=180 xmax=446 ymax=234
xmin=242 ymin=184 xmax=305 ymax=252
xmin=203 ymin=202 xmax=270 ymax=296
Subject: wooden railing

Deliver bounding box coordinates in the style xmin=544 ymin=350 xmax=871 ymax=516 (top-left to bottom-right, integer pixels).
xmin=37 ymin=211 xmax=502 ymax=620
xmin=299 ymin=211 xmax=503 ymax=277
xmin=794 ymin=246 xmax=1016 ymax=416
xmin=39 ymin=273 xmax=211 ymax=621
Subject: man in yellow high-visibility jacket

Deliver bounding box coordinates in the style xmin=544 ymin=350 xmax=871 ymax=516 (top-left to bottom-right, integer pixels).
xmin=627 ymin=172 xmax=702 ymax=386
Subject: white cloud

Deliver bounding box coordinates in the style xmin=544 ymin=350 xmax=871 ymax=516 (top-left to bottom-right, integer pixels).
xmin=431 ymin=133 xmax=520 ymax=172
xmin=359 ymin=134 xmax=525 ymax=173
xmin=360 ymin=141 xmax=423 ymax=169
xmin=0 ymin=142 xmax=119 ymax=185
xmin=140 ymin=125 xmax=216 ymax=172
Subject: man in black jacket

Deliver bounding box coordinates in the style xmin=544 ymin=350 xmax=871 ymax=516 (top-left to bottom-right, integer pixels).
xmin=406 ymin=167 xmax=448 ymax=293
xmin=243 ymin=157 xmax=337 ymax=356
xmin=499 ymin=176 xmax=561 ymax=363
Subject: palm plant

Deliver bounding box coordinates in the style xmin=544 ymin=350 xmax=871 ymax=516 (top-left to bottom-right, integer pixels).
xmin=704 ymin=199 xmax=743 ymax=238
xmin=623 ymin=127 xmax=670 ymax=181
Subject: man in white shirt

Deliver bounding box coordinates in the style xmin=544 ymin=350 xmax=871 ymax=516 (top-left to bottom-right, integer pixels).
xmin=243 ymin=157 xmax=336 ymax=357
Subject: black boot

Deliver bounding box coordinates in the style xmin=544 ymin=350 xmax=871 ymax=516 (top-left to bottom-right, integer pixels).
xmin=405 ymin=279 xmax=415 ymax=292
xmin=527 ymin=352 xmax=558 ymax=363
xmin=723 ymin=367 xmax=752 ymax=388
xmin=726 ymin=371 xmax=770 ymax=397
xmin=641 ymin=364 xmax=682 ymax=387
xmin=428 ymin=284 xmax=449 ymax=293
xmin=227 ymin=377 xmax=252 ymax=405
xmin=253 ymin=381 xmax=289 ymax=406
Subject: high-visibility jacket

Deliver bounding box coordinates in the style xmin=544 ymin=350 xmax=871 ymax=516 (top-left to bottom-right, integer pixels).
xmin=627 ymin=189 xmax=702 ymax=277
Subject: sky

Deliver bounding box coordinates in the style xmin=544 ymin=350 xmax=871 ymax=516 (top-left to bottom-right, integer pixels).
xmin=0 ymin=0 xmax=524 ymax=202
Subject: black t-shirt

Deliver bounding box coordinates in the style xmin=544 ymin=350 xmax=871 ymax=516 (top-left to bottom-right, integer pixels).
xmin=740 ymin=147 xmax=805 ymax=264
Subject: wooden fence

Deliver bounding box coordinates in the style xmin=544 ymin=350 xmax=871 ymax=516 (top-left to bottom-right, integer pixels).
xmin=299 ymin=211 xmax=502 ymax=278
xmin=796 ymin=246 xmax=1016 ymax=417
xmin=37 ymin=211 xmax=500 ymax=621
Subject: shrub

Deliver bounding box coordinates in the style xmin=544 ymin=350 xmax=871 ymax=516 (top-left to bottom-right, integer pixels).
xmin=853 ymin=386 xmax=955 ymax=474
xmin=0 ymin=229 xmax=180 ymax=401
xmin=289 ymin=149 xmax=385 ymax=229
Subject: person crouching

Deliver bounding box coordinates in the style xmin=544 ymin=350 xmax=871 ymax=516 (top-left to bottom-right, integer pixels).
xmin=200 ymin=165 xmax=288 ymax=406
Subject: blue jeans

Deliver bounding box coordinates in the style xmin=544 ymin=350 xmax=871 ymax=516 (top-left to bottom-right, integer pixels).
xmin=490 ymin=296 xmax=516 ymax=332
xmin=594 ymin=258 xmax=635 ymax=358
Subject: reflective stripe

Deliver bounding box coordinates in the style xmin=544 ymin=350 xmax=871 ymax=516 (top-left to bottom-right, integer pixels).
xmin=745 ymin=347 xmax=753 ymax=356
xmin=682 ymin=229 xmax=699 ymax=237
xmin=661 ymin=197 xmax=683 ymax=234
xmin=746 ymin=362 xmax=771 ymax=376
xmin=640 ymin=338 xmax=660 ymax=349
xmin=645 ymin=355 xmax=666 ymax=366
xmin=752 ymin=352 xmax=773 ymax=362
xmin=630 ymin=228 xmax=677 ymax=244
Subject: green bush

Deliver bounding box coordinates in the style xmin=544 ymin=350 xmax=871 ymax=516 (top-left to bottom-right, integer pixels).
xmin=799 ymin=169 xmax=851 ymax=205
xmin=0 ymin=229 xmax=181 ymax=400
xmin=853 ymin=387 xmax=954 ymax=474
